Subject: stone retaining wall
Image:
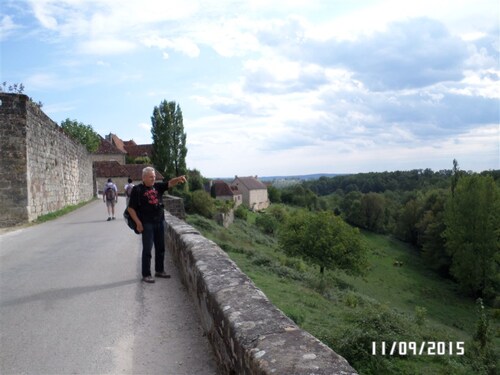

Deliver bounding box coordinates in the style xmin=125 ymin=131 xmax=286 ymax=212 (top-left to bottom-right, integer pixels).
xmin=0 ymin=93 xmax=94 ymax=226
xmin=164 ymin=212 xmax=358 ymax=375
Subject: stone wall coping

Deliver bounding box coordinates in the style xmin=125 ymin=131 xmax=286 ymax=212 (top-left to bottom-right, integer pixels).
xmin=165 ymin=212 xmax=358 ymax=375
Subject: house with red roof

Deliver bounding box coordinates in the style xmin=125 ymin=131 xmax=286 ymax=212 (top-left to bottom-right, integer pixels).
xmin=211 ymin=180 xmax=243 ymax=207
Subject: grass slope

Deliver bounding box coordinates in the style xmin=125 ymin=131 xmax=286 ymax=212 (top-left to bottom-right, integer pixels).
xmin=186 ymin=214 xmax=499 ymax=375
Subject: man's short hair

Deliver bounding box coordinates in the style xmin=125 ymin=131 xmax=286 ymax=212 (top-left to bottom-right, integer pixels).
xmin=142 ymin=167 xmax=156 ymax=177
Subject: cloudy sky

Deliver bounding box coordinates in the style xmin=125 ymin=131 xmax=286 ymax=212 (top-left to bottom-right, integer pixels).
xmin=1 ymin=0 xmax=499 ymax=177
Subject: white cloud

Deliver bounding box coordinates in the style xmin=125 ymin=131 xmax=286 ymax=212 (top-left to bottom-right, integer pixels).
xmin=0 ymin=15 xmax=19 ymax=40
xmin=30 ymin=0 xmax=59 ymax=30
xmin=78 ymin=38 xmax=136 ymax=55
xmin=142 ymin=36 xmax=200 ymax=57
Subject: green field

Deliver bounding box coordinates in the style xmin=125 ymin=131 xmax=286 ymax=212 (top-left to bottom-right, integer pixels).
xmin=186 ymin=213 xmax=499 ymax=375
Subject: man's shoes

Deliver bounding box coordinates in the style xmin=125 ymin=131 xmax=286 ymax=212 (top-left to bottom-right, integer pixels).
xmin=155 ymin=272 xmax=171 ymax=279
xmin=107 ymin=217 xmax=111 ymax=221
xmin=112 ymin=217 xmax=116 ymax=220
xmin=142 ymin=276 xmax=155 ymax=283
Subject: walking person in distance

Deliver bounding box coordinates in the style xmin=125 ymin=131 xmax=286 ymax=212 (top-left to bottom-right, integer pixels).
xmin=103 ymin=178 xmax=118 ymax=221
xmin=127 ymin=167 xmax=187 ymax=283
xmin=124 ymin=178 xmax=134 ymax=207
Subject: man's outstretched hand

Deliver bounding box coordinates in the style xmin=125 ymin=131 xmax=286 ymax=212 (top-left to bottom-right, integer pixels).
xmin=168 ymin=175 xmax=187 ymax=188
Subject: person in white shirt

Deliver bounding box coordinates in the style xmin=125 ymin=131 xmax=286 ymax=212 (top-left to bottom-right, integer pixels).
xmin=103 ymin=178 xmax=118 ymax=221
xmin=124 ymin=178 xmax=134 ymax=207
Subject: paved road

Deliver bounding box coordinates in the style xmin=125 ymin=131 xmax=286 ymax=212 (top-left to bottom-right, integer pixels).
xmin=0 ymin=197 xmax=218 ymax=375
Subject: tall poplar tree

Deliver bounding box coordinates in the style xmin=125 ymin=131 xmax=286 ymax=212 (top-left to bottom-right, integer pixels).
xmin=150 ymin=100 xmax=187 ymax=180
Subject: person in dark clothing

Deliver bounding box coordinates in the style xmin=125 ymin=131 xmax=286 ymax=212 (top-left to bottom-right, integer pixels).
xmin=127 ymin=167 xmax=187 ymax=283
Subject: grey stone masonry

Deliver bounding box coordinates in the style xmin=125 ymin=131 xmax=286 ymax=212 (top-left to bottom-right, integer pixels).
xmin=163 ymin=194 xmax=186 ymax=219
xmin=0 ymin=94 xmax=28 ymax=226
xmin=0 ymin=93 xmax=94 ymax=227
xmin=164 ymin=212 xmax=358 ymax=375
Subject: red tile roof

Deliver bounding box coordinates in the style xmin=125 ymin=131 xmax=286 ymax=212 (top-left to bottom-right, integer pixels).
xmin=94 ymin=161 xmax=164 ymax=180
xmin=108 ymin=133 xmax=127 ymax=153
xmin=233 ymin=176 xmax=267 ymax=190
xmin=94 ymin=161 xmax=129 ymax=177
xmin=123 ymin=140 xmax=137 ymax=147
xmin=95 ymin=136 xmax=127 ymax=155
xmin=213 ymin=180 xmax=237 ymax=196
xmin=125 ymin=144 xmax=153 ymax=159
xmin=123 ymin=164 xmax=164 ymax=180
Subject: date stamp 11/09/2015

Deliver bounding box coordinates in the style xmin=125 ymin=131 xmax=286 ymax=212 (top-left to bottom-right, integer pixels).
xmin=371 ymin=341 xmax=465 ymax=356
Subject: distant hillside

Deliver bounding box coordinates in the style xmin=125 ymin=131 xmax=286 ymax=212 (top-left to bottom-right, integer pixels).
xmin=211 ymin=173 xmax=344 ymax=182
xmin=259 ymin=173 xmax=344 ymax=181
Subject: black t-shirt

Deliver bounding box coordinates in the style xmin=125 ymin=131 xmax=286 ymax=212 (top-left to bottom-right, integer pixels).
xmin=128 ymin=182 xmax=168 ymax=222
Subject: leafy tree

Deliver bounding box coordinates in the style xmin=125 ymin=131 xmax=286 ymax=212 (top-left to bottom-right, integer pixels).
xmin=133 ymin=156 xmax=151 ymax=164
xmin=267 ymin=204 xmax=288 ymax=222
xmin=278 ymin=210 xmax=367 ymax=275
xmin=417 ymin=189 xmax=450 ymax=275
xmin=267 ymin=185 xmax=281 ymax=203
xmin=395 ymin=198 xmax=422 ymax=245
xmin=361 ymin=192 xmax=385 ymax=232
xmin=451 ymin=158 xmax=462 ymax=197
xmin=340 ymin=191 xmax=364 ymax=227
xmin=187 ymin=169 xmax=205 ymax=192
xmin=151 ymin=100 xmax=187 ymax=180
xmin=444 ymin=174 xmax=500 ymax=299
xmin=60 ymin=118 xmax=100 ymax=153
xmin=280 ymin=185 xmax=318 ymax=209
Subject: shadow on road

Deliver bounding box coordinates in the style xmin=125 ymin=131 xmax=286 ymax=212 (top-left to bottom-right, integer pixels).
xmin=0 ymin=279 xmax=138 ymax=308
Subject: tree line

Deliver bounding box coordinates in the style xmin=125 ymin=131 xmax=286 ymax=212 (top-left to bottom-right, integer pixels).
xmin=269 ymin=162 xmax=500 ymax=304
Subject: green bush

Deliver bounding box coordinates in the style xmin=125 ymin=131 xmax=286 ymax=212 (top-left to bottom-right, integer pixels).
xmin=267 ymin=204 xmax=288 ymax=222
xmin=234 ymin=204 xmax=248 ymax=220
xmin=336 ymin=305 xmax=415 ymax=374
xmin=255 ymin=213 xmax=278 ymax=235
xmin=190 ymin=190 xmax=215 ymax=218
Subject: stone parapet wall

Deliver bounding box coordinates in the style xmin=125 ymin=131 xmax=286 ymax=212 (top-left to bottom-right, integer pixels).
xmin=164 ymin=212 xmax=358 ymax=375
xmin=163 ymin=194 xmax=186 ymax=219
xmin=0 ymin=93 xmax=94 ymax=226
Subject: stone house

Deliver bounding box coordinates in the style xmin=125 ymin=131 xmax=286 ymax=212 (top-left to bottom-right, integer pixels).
xmin=231 ymin=176 xmax=270 ymax=211
xmin=211 ymin=180 xmax=243 ymax=207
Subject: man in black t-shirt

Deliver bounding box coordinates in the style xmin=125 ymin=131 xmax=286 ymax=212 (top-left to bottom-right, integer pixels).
xmin=127 ymin=167 xmax=187 ymax=283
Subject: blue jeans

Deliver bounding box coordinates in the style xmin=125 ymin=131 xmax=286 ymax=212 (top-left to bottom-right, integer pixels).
xmin=141 ymin=220 xmax=165 ymax=277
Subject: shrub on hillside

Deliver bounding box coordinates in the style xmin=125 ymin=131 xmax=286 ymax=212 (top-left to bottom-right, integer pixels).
xmin=189 ymin=190 xmax=215 ymax=218
xmin=267 ymin=204 xmax=288 ymax=222
xmin=255 ymin=213 xmax=279 ymax=235
xmin=234 ymin=205 xmax=249 ymax=220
